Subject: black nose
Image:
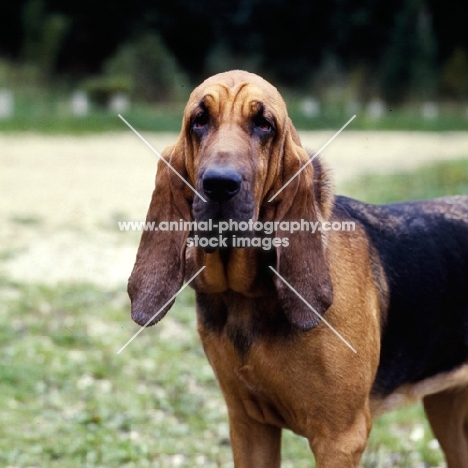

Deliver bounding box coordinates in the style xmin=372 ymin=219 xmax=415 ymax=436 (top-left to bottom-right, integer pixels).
xmin=202 ymin=168 xmax=242 ymax=202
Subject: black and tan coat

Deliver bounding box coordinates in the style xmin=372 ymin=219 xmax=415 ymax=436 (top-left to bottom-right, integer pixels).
xmin=128 ymin=70 xmax=468 ymax=468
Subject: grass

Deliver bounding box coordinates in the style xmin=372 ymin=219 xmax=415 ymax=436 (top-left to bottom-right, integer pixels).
xmin=0 ymin=280 xmax=230 ymax=468
xmin=342 ymin=158 xmax=468 ymax=203
xmin=5 ymin=107 xmax=466 ymax=133
xmin=0 ymin=102 xmax=186 ymax=134
xmin=1 ymin=88 xmax=468 ymax=133
xmin=2 ymin=158 xmax=467 ymax=466
xmin=286 ymin=99 xmax=468 ymax=132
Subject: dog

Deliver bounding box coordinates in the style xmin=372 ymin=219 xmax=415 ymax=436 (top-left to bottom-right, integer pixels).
xmin=128 ymin=70 xmax=468 ymax=467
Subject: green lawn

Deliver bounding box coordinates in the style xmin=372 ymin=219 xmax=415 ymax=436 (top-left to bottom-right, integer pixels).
xmin=2 ymin=158 xmax=467 ymax=467
xmin=343 ymin=158 xmax=468 ymax=204
xmin=1 ymin=90 xmax=468 ymax=133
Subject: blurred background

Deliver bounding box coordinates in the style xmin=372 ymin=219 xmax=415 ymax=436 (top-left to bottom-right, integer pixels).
xmin=1 ymin=1 xmax=468 ymax=467
xmin=0 ymin=0 xmax=467 ymax=130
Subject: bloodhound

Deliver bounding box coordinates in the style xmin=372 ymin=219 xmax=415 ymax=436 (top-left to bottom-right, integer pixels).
xmin=128 ymin=70 xmax=468 ymax=467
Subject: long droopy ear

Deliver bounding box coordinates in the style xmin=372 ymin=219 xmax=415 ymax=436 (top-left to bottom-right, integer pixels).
xmin=272 ymin=120 xmax=334 ymax=330
xmin=128 ymin=144 xmax=192 ymax=327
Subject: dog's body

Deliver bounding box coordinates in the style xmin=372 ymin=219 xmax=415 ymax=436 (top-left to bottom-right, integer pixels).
xmin=128 ymin=71 xmax=468 ymax=467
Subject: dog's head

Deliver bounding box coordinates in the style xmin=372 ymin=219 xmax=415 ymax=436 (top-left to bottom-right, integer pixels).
xmin=128 ymin=70 xmax=334 ymax=330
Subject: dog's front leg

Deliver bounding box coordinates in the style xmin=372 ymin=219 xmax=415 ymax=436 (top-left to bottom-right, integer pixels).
xmin=309 ymin=409 xmax=371 ymax=468
xmin=229 ymin=416 xmax=282 ymax=468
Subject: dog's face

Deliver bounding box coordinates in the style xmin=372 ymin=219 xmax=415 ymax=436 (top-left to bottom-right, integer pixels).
xmin=185 ymin=71 xmax=290 ymax=226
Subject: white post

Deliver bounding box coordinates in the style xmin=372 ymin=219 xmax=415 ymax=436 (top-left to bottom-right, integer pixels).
xmin=301 ymin=98 xmax=320 ymax=118
xmin=421 ymin=102 xmax=438 ymax=120
xmin=0 ymin=89 xmax=14 ymax=119
xmin=71 ymin=91 xmax=89 ymax=117
xmin=366 ymin=100 xmax=385 ymax=119
xmin=109 ymin=93 xmax=130 ymax=113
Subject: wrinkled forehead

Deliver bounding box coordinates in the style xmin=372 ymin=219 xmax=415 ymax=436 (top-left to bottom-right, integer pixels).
xmin=187 ymin=71 xmax=287 ymax=118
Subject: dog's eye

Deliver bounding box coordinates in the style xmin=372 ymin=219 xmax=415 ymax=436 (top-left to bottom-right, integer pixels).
xmin=192 ymin=112 xmax=209 ymax=131
xmin=253 ymin=115 xmax=273 ymax=134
